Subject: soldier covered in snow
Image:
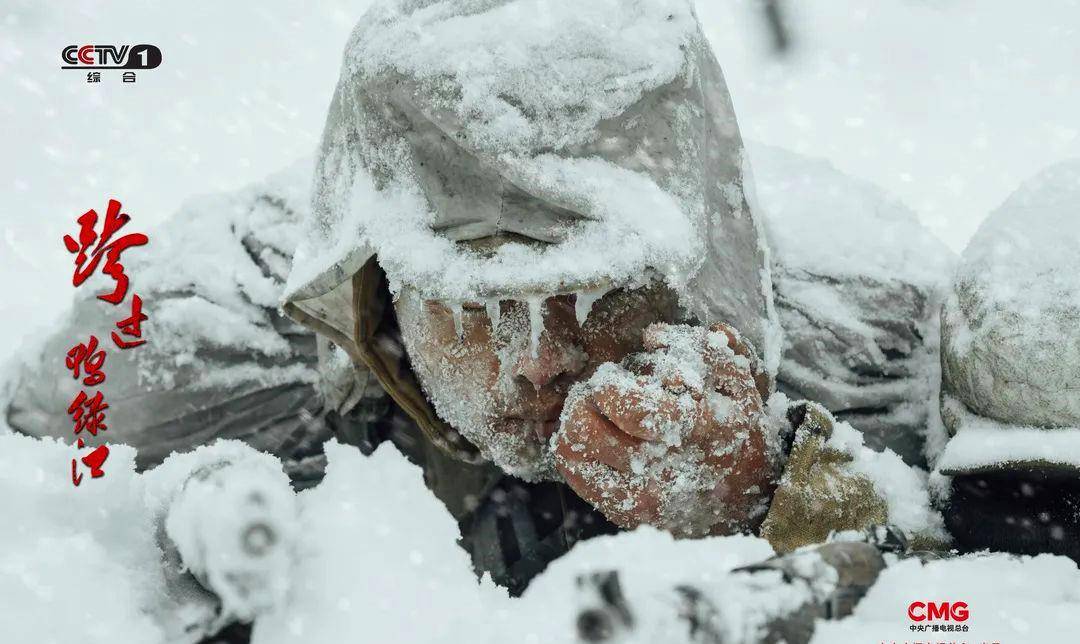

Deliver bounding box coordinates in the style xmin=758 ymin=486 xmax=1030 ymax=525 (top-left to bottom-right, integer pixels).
xmin=6 ymin=4 xmax=1080 ymax=644
xmin=279 ymin=0 xmax=928 ymax=593
xmin=283 ymin=0 xmax=788 ymax=574
xmin=1 ymin=0 xmax=949 ymax=604
xmin=1 ymin=0 xmax=950 ymax=621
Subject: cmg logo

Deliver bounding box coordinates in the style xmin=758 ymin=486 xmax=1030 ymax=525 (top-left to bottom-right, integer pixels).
xmin=908 ymin=601 xmax=969 ymax=622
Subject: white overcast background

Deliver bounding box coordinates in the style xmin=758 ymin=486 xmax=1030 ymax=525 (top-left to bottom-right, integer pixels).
xmin=1 ymin=0 xmax=1078 ymax=367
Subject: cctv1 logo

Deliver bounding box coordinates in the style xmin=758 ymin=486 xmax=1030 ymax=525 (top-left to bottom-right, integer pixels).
xmin=908 ymin=601 xmax=969 ymax=622
xmin=61 ymin=44 xmax=162 ymax=69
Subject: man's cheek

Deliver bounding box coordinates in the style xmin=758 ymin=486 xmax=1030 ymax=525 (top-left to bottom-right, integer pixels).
xmin=579 ymin=332 xmax=621 ymax=367
xmin=583 ymin=329 xmax=640 ymax=368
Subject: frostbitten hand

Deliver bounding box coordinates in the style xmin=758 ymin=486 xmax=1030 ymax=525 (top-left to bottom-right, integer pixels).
xmin=552 ymin=322 xmax=778 ymax=537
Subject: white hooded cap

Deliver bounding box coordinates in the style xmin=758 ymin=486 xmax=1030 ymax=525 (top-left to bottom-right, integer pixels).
xmin=284 ymin=0 xmax=781 ymax=375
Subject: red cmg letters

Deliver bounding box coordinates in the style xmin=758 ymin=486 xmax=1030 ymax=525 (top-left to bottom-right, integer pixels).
xmin=908 ymin=601 xmax=970 ymax=622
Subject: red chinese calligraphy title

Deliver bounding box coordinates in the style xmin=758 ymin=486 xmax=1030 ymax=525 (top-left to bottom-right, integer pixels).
xmin=62 ymin=198 xmax=149 ymax=486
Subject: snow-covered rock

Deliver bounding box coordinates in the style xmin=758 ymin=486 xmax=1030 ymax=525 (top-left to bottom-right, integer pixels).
xmin=750 ymin=144 xmax=956 ymax=466
xmin=938 ymin=159 xmax=1080 ymax=473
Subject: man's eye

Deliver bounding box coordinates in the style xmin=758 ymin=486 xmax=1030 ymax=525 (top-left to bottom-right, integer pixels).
xmin=422 ymin=300 xmax=484 ymax=313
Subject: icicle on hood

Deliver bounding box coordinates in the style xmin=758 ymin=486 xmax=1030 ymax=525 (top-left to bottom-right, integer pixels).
xmin=282 ymin=0 xmax=781 ymax=456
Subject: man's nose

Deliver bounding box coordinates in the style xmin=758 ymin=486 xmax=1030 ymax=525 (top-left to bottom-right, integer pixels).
xmin=514 ymin=334 xmax=587 ymax=390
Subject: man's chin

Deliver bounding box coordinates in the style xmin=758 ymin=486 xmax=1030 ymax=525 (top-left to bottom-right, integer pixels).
xmin=475 ymin=418 xmax=561 ymax=483
xmin=496 ymin=456 xmax=559 ymax=483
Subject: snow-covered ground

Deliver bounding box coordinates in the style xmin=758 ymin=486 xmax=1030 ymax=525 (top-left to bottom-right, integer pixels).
xmin=3 ymin=432 xmax=1079 ymax=643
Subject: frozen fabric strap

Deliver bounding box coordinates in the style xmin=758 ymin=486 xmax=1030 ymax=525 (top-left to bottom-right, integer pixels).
xmin=351 ymin=257 xmax=482 ymax=462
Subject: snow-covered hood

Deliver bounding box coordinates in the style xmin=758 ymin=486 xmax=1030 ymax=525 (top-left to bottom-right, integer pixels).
xmin=283 ymin=0 xmax=780 ymax=374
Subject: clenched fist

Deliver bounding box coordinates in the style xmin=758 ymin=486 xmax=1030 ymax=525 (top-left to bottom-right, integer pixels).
xmin=552 ymin=322 xmax=779 ymax=537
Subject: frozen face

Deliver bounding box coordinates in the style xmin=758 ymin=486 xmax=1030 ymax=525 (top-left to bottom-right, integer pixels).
xmin=394 ymin=281 xmax=680 ymax=480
